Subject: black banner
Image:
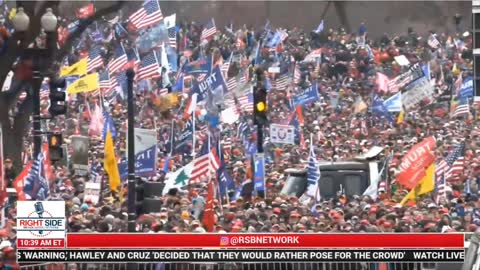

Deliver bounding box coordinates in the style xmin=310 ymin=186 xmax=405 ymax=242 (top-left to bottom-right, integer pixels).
xmin=17 ymin=249 xmax=465 ymax=263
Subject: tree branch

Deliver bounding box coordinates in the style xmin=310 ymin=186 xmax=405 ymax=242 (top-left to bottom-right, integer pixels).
xmin=55 ymin=1 xmax=124 ymax=61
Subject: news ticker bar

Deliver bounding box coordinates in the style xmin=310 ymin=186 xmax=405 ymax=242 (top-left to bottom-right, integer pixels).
xmin=63 ymin=234 xmax=464 ymax=248
xmin=17 ymin=249 xmax=465 ymax=263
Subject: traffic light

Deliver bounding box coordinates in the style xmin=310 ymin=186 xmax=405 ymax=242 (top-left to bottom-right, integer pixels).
xmin=135 ymin=177 xmax=144 ymax=216
xmin=136 ymin=178 xmax=163 ymax=215
xmin=49 ymin=78 xmax=67 ymax=117
xmin=253 ymin=86 xmax=268 ymax=125
xmin=48 ymin=133 xmax=63 ymax=162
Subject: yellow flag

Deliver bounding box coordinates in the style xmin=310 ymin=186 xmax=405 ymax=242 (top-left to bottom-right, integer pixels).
xmin=104 ymin=129 xmax=120 ymax=192
xmin=60 ymin=58 xmax=87 ymax=77
xmin=66 ymin=73 xmax=99 ymax=94
xmin=397 ymin=110 xmax=405 ymax=124
xmin=400 ymin=163 xmax=435 ymax=205
xmin=8 ymin=8 xmax=16 ymax=21
xmin=452 ymin=63 xmax=460 ymax=75
xmin=417 ymin=163 xmax=435 ymax=195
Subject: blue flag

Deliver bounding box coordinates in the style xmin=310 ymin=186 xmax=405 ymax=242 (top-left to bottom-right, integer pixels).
xmin=254 ymin=154 xmax=266 ymax=193
xmin=458 ymin=77 xmax=473 ymax=99
xmin=119 ymin=145 xmax=157 ymax=179
xmin=372 ymin=95 xmax=395 ymax=124
xmin=218 ymin=165 xmax=235 ymax=200
xmin=292 ymin=83 xmax=320 ymax=107
xmin=383 ymin=92 xmax=402 ymax=112
xmin=102 ymin=111 xmax=117 ymax=141
xmin=174 ymin=118 xmax=194 ymax=151
xmin=191 ymin=65 xmax=227 ymax=102
xmin=162 ymin=155 xmax=170 ymax=173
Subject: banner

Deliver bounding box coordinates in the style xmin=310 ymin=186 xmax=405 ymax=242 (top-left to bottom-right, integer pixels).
xmin=292 ymin=83 xmax=319 ymax=107
xmin=270 ymin=124 xmax=295 ymax=144
xmin=458 ymin=77 xmax=473 ymax=99
xmin=83 ymin=182 xmax=101 ymax=205
xmin=396 ymin=136 xmax=436 ymax=189
xmin=254 ymin=154 xmax=265 ymax=192
xmin=119 ymin=129 xmax=157 ymax=178
xmin=70 ymin=136 xmax=89 ymax=176
xmin=388 ymin=63 xmax=424 ymax=93
xmin=183 ymin=57 xmax=212 ymax=75
xmin=401 ymin=76 xmax=435 ymax=111
xmin=191 ymin=65 xmax=227 ymax=102
xmin=383 ymin=92 xmax=402 ymax=112
xmin=66 ymin=73 xmax=99 ymax=94
xmin=16 ymin=249 xmax=464 ymax=263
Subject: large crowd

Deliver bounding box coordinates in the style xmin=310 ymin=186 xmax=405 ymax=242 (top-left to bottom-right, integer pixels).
xmin=0 ymin=1 xmax=478 ymax=268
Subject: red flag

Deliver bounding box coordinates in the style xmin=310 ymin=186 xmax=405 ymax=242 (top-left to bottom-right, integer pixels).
xmin=76 ymin=3 xmax=95 ymax=19
xmin=203 ymin=180 xmax=215 ymax=232
xmin=396 ymin=136 xmax=436 ymax=189
xmin=14 ymin=162 xmax=32 ymax=201
xmin=295 ymin=106 xmax=304 ymax=125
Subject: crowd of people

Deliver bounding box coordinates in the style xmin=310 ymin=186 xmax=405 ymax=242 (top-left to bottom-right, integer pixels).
xmin=0 ymin=1 xmax=478 ymax=268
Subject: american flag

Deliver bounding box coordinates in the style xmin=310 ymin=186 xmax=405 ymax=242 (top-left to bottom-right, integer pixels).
xmin=23 ymin=153 xmax=49 ymax=200
xmin=129 ymin=0 xmax=163 ymax=30
xmin=158 ymin=88 xmax=168 ymax=96
xmin=190 ymin=143 xmax=220 ymax=184
xmin=436 ymin=142 xmax=465 ymax=181
xmin=238 ymin=92 xmax=254 ymax=113
xmin=452 ymin=98 xmax=470 ymax=118
xmin=304 ymin=141 xmax=321 ymax=201
xmin=277 ymin=28 xmax=289 ymax=42
xmin=238 ymin=73 xmax=247 ymax=85
xmin=436 ymin=173 xmax=447 ymax=203
xmin=226 ymin=77 xmax=237 ymax=92
xmin=107 ymin=43 xmax=128 ymax=75
xmin=99 ymin=70 xmax=118 ymax=96
xmin=428 ymin=35 xmax=440 ymax=49
xmin=167 ymin=27 xmax=177 ymax=49
xmin=201 ymin=18 xmax=217 ymax=40
xmin=87 ymin=46 xmax=103 ymax=73
xmin=293 ymin=63 xmax=301 ymax=84
xmin=221 ymin=53 xmax=232 ymax=77
xmin=222 ymin=137 xmax=232 ymax=151
xmin=273 ymin=74 xmax=289 ymax=90
xmin=137 ymin=51 xmax=161 ymax=80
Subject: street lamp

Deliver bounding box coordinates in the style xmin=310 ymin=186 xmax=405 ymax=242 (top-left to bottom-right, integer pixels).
xmin=11 ymin=7 xmax=30 ymax=32
xmin=12 ymin=8 xmax=58 ymax=157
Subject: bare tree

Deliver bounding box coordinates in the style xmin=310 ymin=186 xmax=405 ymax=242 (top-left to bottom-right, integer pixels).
xmin=0 ymin=0 xmax=124 ymax=167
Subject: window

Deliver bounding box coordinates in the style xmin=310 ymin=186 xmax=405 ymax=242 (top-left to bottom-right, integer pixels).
xmin=319 ymin=175 xmax=335 ymax=198
xmin=344 ymin=174 xmax=363 ymax=196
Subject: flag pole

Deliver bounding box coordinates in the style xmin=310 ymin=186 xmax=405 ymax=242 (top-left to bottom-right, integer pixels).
xmin=192 ymin=110 xmax=196 ymax=157
xmin=169 ymin=118 xmax=174 ymax=156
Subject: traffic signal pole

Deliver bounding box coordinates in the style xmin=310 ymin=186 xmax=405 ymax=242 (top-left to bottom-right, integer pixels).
xmin=126 ymin=69 xmax=136 ymax=233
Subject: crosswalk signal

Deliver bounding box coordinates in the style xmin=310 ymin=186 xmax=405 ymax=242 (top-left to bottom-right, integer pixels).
xmin=254 ymin=86 xmax=268 ymax=125
xmin=49 ymin=78 xmax=67 ymax=117
xmin=48 ymin=133 xmax=63 ymax=162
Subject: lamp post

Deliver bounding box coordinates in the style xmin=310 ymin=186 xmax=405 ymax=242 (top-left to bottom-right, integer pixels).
xmin=12 ymin=7 xmax=58 ymax=158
